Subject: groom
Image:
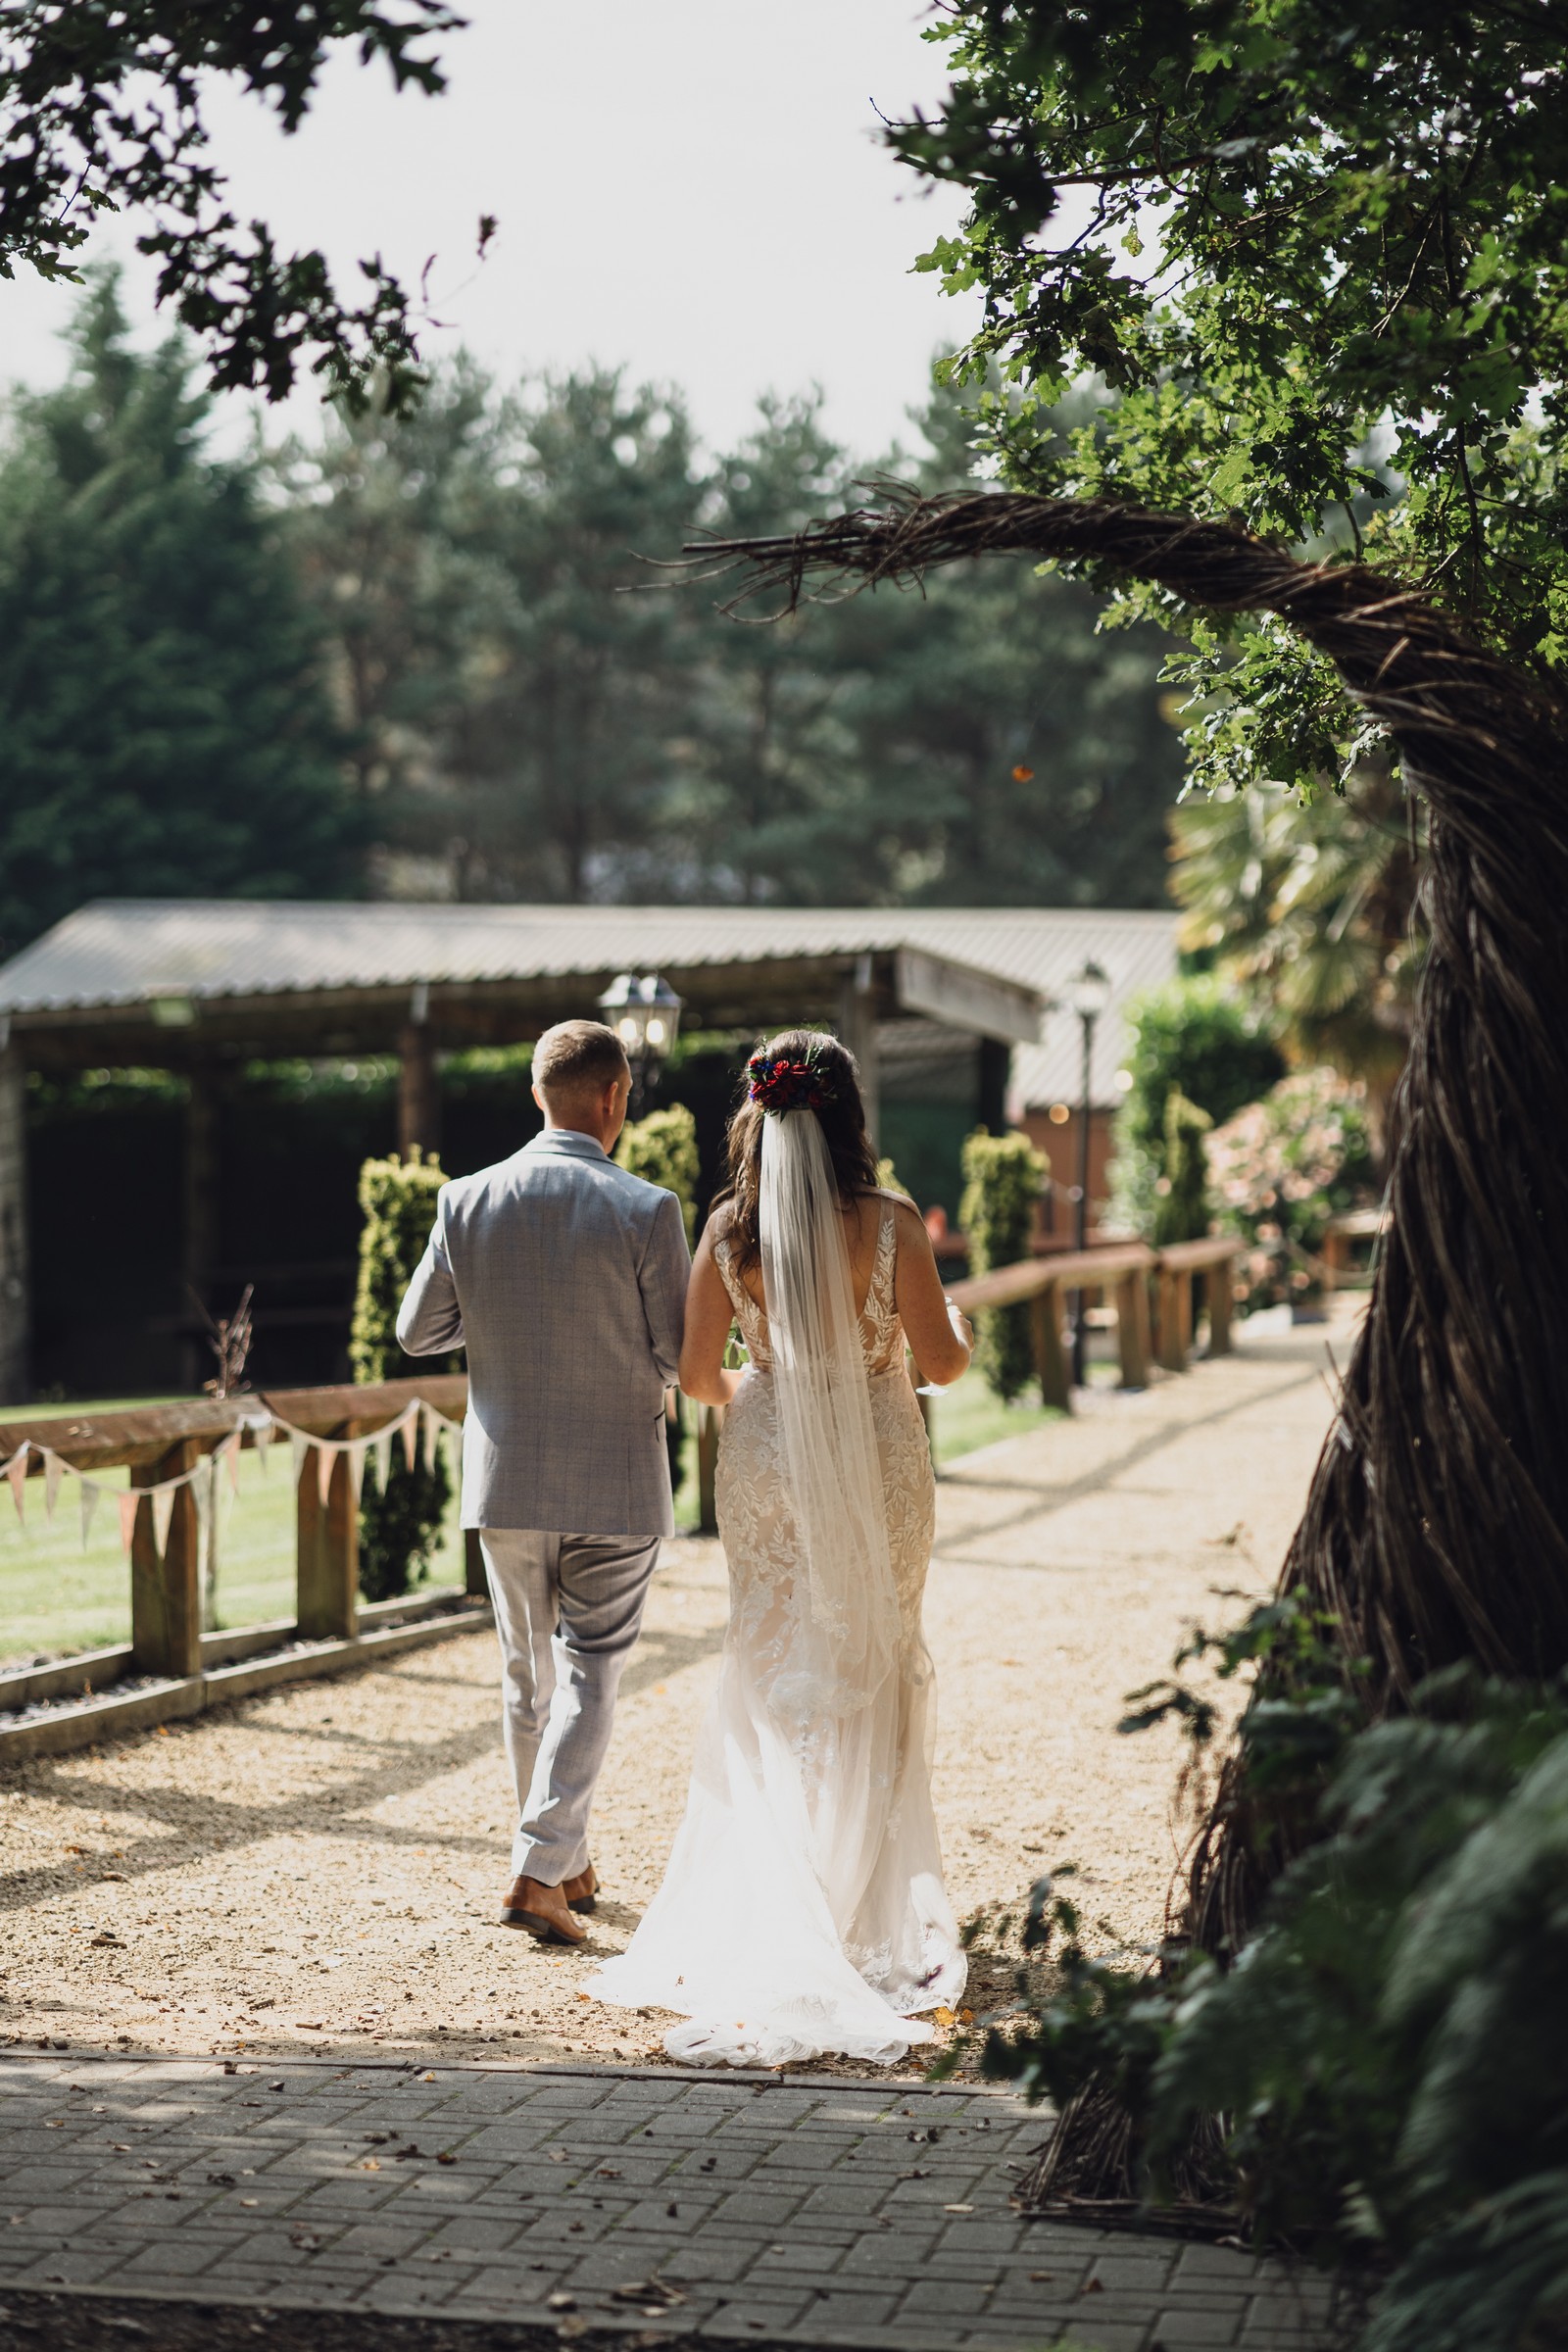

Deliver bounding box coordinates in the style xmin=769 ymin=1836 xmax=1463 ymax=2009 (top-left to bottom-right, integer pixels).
xmin=396 ymin=1018 xmax=691 ymax=1945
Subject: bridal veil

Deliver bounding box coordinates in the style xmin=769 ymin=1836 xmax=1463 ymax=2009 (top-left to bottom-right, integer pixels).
xmin=591 ymin=1102 xmax=963 ymax=2066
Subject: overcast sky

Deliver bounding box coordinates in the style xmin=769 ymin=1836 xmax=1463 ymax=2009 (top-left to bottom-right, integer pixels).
xmin=0 ymin=0 xmax=980 ymax=461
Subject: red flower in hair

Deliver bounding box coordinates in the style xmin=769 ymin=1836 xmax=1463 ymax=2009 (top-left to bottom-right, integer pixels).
xmin=747 ymin=1050 xmax=838 ymax=1116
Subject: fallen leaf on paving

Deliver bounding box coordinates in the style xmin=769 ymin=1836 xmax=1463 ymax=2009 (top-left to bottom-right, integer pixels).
xmin=945 ymin=2203 xmax=974 ymax=2214
xmin=547 ymin=2291 xmax=576 ymax=2310
xmin=436 ymin=2152 xmax=456 ymax=2166
xmin=545 ymin=2145 xmax=570 ymax=2162
xmin=1082 ymin=2278 xmax=1104 ymax=2294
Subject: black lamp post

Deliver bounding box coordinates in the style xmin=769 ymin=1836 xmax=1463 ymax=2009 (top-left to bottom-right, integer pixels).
xmin=1065 ymin=957 xmax=1112 ymax=1387
xmin=597 ymin=971 xmax=683 ymax=1117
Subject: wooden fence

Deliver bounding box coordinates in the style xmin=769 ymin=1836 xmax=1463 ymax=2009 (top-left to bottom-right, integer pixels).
xmin=697 ymin=1233 xmax=1243 ymax=1531
xmin=4 ymin=1237 xmax=1243 ymax=1746
xmin=0 ymin=1376 xmax=480 ymax=1758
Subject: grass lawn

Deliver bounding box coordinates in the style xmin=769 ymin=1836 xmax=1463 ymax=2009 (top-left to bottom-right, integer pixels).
xmin=926 ymin=1365 xmax=1064 ymax=1464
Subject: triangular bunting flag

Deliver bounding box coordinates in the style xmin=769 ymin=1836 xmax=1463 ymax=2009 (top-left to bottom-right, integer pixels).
xmin=152 ymin=1483 xmax=176 ymax=1558
xmin=253 ymin=1416 xmax=272 ymax=1475
xmin=5 ymin=1442 xmax=28 ymax=1523
xmin=223 ymin=1434 xmax=242 ymax=1497
xmin=346 ymin=1442 xmax=367 ymax=1507
xmin=317 ymin=1441 xmax=335 ymax=1508
xmin=400 ymin=1405 xmax=418 ymax=1474
xmin=117 ymin=1489 xmax=138 ymax=1556
xmin=44 ymin=1450 xmax=64 ymax=1522
xmin=192 ymin=1455 xmax=213 ymax=1551
xmin=80 ymin=1478 xmax=100 ymax=1547
xmin=421 ymin=1403 xmax=438 ymax=1477
xmin=373 ymin=1422 xmax=395 ymax=1495
xmin=290 ymin=1430 xmax=309 ymax=1491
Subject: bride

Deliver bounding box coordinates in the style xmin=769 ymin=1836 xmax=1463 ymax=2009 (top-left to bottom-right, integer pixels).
xmin=590 ymin=1030 xmax=974 ymax=2068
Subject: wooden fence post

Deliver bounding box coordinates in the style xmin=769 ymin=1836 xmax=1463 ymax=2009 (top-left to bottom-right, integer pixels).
xmin=130 ymin=1439 xmax=204 ymax=1678
xmin=297 ymin=1422 xmax=360 ymax=1641
xmin=1208 ymin=1256 xmax=1235 ymax=1356
xmin=1115 ymin=1269 xmax=1152 ymax=1389
xmin=1030 ymin=1285 xmax=1072 ymax=1411
xmin=1157 ymin=1266 xmax=1192 ymax=1373
xmin=697 ymin=1405 xmax=724 ymax=1536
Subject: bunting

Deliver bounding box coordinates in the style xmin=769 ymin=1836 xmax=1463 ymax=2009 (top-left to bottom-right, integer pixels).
xmin=0 ymin=1394 xmax=460 ymax=1574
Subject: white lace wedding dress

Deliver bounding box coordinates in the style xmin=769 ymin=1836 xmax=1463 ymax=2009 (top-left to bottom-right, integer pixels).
xmin=590 ymin=1177 xmax=966 ymax=2069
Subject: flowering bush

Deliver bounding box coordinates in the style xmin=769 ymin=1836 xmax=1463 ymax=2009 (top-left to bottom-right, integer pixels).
xmin=1208 ymin=1067 xmax=1377 ymax=1310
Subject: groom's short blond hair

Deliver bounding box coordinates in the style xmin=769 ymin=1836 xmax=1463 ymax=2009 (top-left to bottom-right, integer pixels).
xmin=533 ymin=1019 xmax=630 ymax=1097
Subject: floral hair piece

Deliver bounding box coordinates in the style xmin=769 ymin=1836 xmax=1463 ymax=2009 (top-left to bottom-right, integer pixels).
xmin=746 ymin=1047 xmax=839 ymax=1117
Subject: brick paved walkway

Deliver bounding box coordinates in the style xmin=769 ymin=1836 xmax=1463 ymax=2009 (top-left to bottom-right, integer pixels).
xmin=0 ymin=2051 xmax=1342 ymax=2349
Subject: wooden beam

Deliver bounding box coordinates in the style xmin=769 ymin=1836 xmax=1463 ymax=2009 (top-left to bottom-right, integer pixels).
xmin=895 ymin=947 xmax=1042 ymax=1045
xmin=0 ymin=1372 xmax=468 ymax=1477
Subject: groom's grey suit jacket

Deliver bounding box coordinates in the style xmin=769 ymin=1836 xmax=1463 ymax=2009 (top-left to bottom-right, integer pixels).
xmin=395 ymin=1129 xmax=691 ymax=1538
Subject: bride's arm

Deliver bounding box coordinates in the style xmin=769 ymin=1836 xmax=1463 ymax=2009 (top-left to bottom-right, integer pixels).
xmin=893 ymin=1201 xmax=974 ymax=1389
xmin=677 ymin=1226 xmax=743 ymax=1407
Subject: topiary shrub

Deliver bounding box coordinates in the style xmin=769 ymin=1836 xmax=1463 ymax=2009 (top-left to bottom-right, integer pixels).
xmin=959 ymin=1126 xmax=1046 ymax=1401
xmin=1152 ymin=1089 xmax=1212 ymax=1249
xmin=614 ymin=1102 xmax=699 ymax=1244
xmin=1110 ymin=977 xmax=1285 ymax=1239
xmin=351 ymin=1152 xmax=453 ymax=1602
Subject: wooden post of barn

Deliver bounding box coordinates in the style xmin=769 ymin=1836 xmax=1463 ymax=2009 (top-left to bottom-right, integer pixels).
xmin=297 ymin=1423 xmax=361 ymax=1641
xmin=398 ymin=983 xmax=440 ymax=1159
xmin=130 ymin=1439 xmax=204 ymax=1679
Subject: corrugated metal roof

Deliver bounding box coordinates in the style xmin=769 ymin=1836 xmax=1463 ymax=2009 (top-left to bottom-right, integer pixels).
xmin=0 ymin=900 xmax=1177 ymax=1105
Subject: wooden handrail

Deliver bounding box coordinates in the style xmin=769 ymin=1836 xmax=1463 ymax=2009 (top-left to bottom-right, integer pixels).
xmin=1153 ymin=1237 xmax=1242 ymax=1273
xmin=947 ymin=1243 xmax=1156 ymax=1313
xmin=0 ymin=1373 xmax=469 ymax=1475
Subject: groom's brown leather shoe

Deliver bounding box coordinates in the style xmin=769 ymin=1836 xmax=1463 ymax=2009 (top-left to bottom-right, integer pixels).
xmin=499 ymin=1874 xmax=587 ymax=1945
xmin=564 ymin=1863 xmax=598 ymax=1916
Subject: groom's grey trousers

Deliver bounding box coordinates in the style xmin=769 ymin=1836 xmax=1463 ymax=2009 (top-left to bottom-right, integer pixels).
xmin=480 ymin=1528 xmax=661 ymax=1884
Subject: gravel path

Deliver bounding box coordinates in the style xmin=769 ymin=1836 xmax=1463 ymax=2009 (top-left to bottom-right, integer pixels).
xmin=0 ymin=1309 xmax=1350 ymax=2077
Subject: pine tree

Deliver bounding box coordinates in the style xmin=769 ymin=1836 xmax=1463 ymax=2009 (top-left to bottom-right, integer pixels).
xmin=0 ymin=274 xmax=363 ymax=956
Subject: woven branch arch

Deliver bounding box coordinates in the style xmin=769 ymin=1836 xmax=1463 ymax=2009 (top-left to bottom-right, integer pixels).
xmin=688 ymin=487 xmax=1568 ymax=1966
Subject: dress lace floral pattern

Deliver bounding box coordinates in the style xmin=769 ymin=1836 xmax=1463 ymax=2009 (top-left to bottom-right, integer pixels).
xmin=591 ymin=1196 xmax=964 ymax=2070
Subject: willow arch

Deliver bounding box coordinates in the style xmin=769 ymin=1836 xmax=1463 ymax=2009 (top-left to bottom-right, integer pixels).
xmin=688 ymin=487 xmax=1568 ymax=2187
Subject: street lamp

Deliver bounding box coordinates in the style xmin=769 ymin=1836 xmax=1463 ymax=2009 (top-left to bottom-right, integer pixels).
xmin=1064 ymin=958 xmax=1112 ymax=1387
xmin=598 ymin=971 xmax=683 ymax=1117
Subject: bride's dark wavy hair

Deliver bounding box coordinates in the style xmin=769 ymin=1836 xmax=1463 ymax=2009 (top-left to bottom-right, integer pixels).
xmin=712 ymin=1029 xmax=880 ymax=1273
